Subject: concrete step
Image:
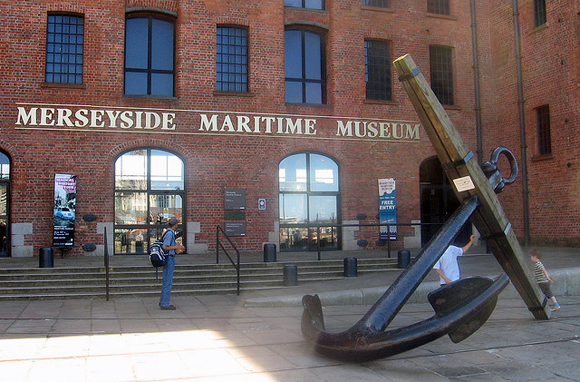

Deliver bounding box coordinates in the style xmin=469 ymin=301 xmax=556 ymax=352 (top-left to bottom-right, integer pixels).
xmin=0 ymin=258 xmax=400 ymax=300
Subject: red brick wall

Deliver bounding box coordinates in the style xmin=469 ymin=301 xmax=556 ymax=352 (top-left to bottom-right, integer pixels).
xmin=1 ymin=0 xmax=577 ymax=256
xmin=487 ymin=0 xmax=580 ymax=246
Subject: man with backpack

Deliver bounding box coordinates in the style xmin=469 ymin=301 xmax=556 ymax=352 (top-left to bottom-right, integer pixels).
xmin=159 ymin=218 xmax=185 ymax=310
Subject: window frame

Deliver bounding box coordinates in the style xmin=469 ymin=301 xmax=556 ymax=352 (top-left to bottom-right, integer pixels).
xmin=45 ymin=13 xmax=85 ymax=85
xmin=533 ymin=0 xmax=547 ymax=27
xmin=284 ymin=27 xmax=327 ymax=105
xmin=279 ymin=152 xmax=340 ymax=252
xmin=124 ymin=13 xmax=176 ymax=97
xmin=536 ymin=105 xmax=551 ymax=156
xmin=284 ymin=0 xmax=325 ymax=10
xmin=429 ymin=45 xmax=455 ymax=106
xmin=427 ymin=0 xmax=451 ymax=16
xmin=365 ymin=39 xmax=392 ymax=101
xmin=363 ymin=0 xmax=390 ymax=8
xmin=114 ymin=148 xmax=185 ymax=255
xmin=216 ymin=25 xmax=249 ymax=93
xmin=0 ymin=150 xmax=10 ymax=181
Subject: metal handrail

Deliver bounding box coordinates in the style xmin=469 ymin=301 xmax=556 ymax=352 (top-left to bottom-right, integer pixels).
xmin=104 ymin=226 xmax=110 ymax=301
xmin=309 ymin=221 xmax=446 ymax=260
xmin=216 ymin=225 xmax=241 ymax=295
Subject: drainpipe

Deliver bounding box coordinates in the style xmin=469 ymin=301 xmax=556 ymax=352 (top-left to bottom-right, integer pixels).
xmin=512 ymin=0 xmax=530 ymax=245
xmin=470 ymin=0 xmax=483 ymax=165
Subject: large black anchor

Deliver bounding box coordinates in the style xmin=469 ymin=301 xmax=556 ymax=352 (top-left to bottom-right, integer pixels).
xmin=301 ymin=148 xmax=517 ymax=362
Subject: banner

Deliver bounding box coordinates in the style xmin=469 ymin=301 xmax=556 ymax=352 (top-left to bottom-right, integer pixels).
xmin=378 ymin=178 xmax=397 ymax=240
xmin=53 ymin=174 xmax=77 ymax=247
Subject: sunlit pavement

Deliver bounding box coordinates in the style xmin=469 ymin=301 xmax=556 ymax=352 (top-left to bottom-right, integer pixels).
xmin=1 ymin=247 xmax=580 ymax=381
xmin=0 ymin=295 xmax=579 ymax=381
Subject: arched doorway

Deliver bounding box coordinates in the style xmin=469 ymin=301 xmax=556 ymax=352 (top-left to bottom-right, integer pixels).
xmin=419 ymin=156 xmax=471 ymax=246
xmin=114 ymin=148 xmax=185 ymax=255
xmin=0 ymin=150 xmax=10 ymax=257
xmin=279 ymin=153 xmax=340 ymax=251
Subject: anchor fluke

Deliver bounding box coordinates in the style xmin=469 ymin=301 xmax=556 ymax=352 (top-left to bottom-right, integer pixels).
xmin=301 ymin=294 xmax=326 ymax=332
xmin=301 ymin=274 xmax=509 ymax=362
xmin=429 ymin=276 xmax=504 ymax=343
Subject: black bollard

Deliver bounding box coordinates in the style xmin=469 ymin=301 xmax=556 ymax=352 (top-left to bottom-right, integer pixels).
xmin=283 ymin=265 xmax=298 ymax=286
xmin=343 ymin=257 xmax=358 ymax=277
xmin=263 ymin=243 xmax=277 ymax=262
xmin=39 ymin=247 xmax=54 ymax=268
xmin=397 ymin=250 xmax=410 ymax=268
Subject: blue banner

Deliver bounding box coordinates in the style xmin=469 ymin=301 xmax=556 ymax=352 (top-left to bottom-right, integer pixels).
xmin=379 ymin=178 xmax=397 ymax=240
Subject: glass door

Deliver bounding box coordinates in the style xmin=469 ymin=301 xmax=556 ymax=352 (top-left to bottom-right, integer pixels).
xmin=114 ymin=149 xmax=185 ymax=255
xmin=279 ymin=153 xmax=340 ymax=252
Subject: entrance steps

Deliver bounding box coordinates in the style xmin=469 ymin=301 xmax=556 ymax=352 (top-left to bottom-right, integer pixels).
xmin=0 ymin=257 xmax=399 ymax=300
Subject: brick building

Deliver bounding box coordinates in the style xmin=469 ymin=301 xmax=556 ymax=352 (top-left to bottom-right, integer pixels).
xmin=0 ymin=0 xmax=578 ymax=259
xmin=485 ymin=0 xmax=580 ymax=246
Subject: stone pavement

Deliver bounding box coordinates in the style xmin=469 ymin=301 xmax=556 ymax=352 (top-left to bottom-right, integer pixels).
xmin=0 ymin=246 xmax=579 ymax=381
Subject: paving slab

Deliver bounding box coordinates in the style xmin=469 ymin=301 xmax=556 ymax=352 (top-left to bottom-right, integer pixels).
xmin=0 ymin=246 xmax=579 ymax=381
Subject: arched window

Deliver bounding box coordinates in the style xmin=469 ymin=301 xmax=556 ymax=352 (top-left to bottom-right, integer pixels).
xmin=285 ymin=28 xmax=326 ymax=104
xmin=114 ymin=149 xmax=185 ymax=255
xmin=125 ymin=13 xmax=175 ymax=97
xmin=0 ymin=151 xmax=9 ymax=180
xmin=0 ymin=150 xmax=10 ymax=257
xmin=279 ymin=153 xmax=340 ymax=251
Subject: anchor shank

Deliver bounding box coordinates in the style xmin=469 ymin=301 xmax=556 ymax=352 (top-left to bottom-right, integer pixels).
xmin=393 ymin=54 xmax=550 ymax=319
xmin=360 ymin=195 xmax=479 ymax=331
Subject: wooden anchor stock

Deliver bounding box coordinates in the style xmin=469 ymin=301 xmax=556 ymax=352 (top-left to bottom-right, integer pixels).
xmin=301 ymin=53 xmax=549 ymax=362
xmin=393 ymin=54 xmax=549 ymax=320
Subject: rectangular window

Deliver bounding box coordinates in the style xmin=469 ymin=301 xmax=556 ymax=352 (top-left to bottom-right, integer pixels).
xmin=427 ymin=0 xmax=450 ymax=16
xmin=125 ymin=15 xmax=175 ymax=97
xmin=365 ymin=40 xmax=392 ymax=101
xmin=429 ymin=45 xmax=454 ymax=105
xmin=284 ymin=0 xmax=325 ymax=10
xmin=534 ymin=0 xmax=547 ymax=27
xmin=46 ymin=14 xmax=84 ymax=84
xmin=216 ymin=26 xmax=249 ymax=92
xmin=363 ymin=0 xmax=390 ymax=7
xmin=536 ymin=105 xmax=551 ymax=155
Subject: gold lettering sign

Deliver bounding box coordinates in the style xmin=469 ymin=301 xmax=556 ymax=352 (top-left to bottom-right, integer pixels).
xmin=15 ymin=103 xmax=421 ymax=143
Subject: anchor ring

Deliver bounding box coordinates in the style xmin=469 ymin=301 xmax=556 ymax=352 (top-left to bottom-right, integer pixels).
xmin=490 ymin=147 xmax=518 ymax=185
xmin=482 ymin=147 xmax=518 ymax=193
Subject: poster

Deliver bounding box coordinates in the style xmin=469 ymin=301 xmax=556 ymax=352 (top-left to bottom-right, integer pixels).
xmin=53 ymin=174 xmax=77 ymax=247
xmin=378 ymin=178 xmax=397 ymax=240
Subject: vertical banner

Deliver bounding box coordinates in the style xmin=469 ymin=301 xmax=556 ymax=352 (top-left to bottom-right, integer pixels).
xmin=53 ymin=174 xmax=77 ymax=247
xmin=378 ymin=178 xmax=397 ymax=240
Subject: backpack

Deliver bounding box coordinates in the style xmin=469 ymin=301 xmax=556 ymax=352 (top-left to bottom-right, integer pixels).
xmin=150 ymin=231 xmax=169 ymax=268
